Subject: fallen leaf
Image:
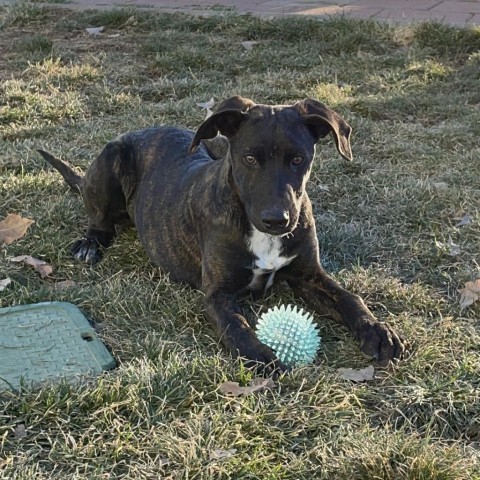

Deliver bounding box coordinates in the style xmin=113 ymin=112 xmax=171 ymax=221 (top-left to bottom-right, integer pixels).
xmin=249 ymin=377 xmax=275 ymax=389
xmin=435 ymin=237 xmax=461 ymax=256
xmin=197 ymin=97 xmax=215 ymax=120
xmin=455 ymin=214 xmax=473 ymax=227
xmin=458 ymin=279 xmax=480 ymax=309
xmin=54 ymin=280 xmax=77 ymax=290
xmin=241 ymin=41 xmax=258 ymax=50
xmin=0 ymin=214 xmax=35 ymax=245
xmin=446 ymin=236 xmax=461 ymax=256
xmin=338 ymin=365 xmax=375 ymax=382
xmin=86 ymin=26 xmax=104 ymax=35
xmin=210 ymin=448 xmax=237 ymax=460
xmin=10 ymin=255 xmax=53 ymax=278
xmin=218 ymin=377 xmax=274 ymax=397
xmin=14 ymin=424 xmax=27 ymax=439
xmin=0 ymin=278 xmax=12 ymax=291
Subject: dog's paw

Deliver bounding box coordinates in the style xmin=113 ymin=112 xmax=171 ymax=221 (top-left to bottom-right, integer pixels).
xmin=358 ymin=320 xmax=406 ymax=366
xmin=71 ymin=238 xmax=103 ymax=264
xmin=239 ymin=341 xmax=289 ymax=376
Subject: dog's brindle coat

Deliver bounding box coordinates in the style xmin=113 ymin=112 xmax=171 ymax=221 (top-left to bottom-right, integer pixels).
xmin=39 ymin=96 xmax=405 ymax=372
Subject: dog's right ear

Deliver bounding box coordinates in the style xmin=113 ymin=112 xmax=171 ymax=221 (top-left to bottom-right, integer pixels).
xmin=188 ymin=110 xmax=248 ymax=154
xmin=189 ymin=96 xmax=255 ymax=154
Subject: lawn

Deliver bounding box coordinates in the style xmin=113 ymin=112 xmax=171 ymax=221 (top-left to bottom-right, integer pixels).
xmin=1 ymin=2 xmax=479 ymax=478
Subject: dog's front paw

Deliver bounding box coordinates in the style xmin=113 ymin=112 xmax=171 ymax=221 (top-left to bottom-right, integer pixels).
xmin=357 ymin=320 xmax=406 ymax=366
xmin=238 ymin=339 xmax=288 ymax=376
xmin=71 ymin=238 xmax=103 ymax=264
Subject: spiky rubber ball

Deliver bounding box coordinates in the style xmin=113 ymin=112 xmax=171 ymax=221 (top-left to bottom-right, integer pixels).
xmin=256 ymin=304 xmax=321 ymax=368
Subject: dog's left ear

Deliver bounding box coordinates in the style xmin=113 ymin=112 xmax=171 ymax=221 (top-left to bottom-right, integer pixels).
xmin=294 ymin=99 xmax=353 ymax=161
xmin=189 ymin=96 xmax=255 ymax=154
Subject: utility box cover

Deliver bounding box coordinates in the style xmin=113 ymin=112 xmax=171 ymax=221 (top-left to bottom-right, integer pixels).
xmin=0 ymin=302 xmax=115 ymax=391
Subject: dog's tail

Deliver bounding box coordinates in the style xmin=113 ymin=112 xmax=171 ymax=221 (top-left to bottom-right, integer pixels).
xmin=37 ymin=149 xmax=84 ymax=193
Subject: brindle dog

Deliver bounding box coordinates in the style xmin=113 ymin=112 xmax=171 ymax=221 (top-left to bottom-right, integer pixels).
xmin=39 ymin=96 xmax=405 ymax=372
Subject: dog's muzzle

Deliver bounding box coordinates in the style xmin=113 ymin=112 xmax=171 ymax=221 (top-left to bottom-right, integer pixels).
xmin=258 ymin=209 xmax=293 ymax=236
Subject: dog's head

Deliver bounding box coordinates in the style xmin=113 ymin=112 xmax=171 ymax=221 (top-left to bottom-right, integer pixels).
xmin=189 ymin=96 xmax=352 ymax=236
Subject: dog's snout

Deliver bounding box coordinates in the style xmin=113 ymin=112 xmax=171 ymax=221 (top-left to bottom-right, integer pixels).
xmin=261 ymin=209 xmax=290 ymax=231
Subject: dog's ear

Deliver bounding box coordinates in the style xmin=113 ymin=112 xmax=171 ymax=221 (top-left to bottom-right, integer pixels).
xmin=189 ymin=110 xmax=248 ymax=154
xmin=189 ymin=96 xmax=255 ymax=154
xmin=294 ymin=99 xmax=353 ymax=161
xmin=211 ymin=95 xmax=256 ymax=114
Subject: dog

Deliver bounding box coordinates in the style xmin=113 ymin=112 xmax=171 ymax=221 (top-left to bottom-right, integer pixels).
xmin=38 ymin=96 xmax=405 ymax=372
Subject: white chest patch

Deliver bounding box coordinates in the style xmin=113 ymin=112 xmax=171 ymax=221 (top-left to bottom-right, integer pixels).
xmin=246 ymin=226 xmax=296 ymax=291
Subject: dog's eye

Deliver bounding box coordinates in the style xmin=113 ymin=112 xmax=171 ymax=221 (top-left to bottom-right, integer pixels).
xmin=243 ymin=154 xmax=257 ymax=166
xmin=291 ymin=156 xmax=305 ymax=166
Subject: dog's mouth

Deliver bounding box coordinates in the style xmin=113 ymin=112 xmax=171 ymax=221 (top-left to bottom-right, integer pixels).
xmin=264 ymin=225 xmax=294 ymax=236
xmin=251 ymin=217 xmax=298 ymax=237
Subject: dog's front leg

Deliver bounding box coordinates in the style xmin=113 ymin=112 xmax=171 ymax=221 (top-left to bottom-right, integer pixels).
xmin=204 ymin=291 xmax=287 ymax=373
xmin=281 ymin=264 xmax=405 ymax=365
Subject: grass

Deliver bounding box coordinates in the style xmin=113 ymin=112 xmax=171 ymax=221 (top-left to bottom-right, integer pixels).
xmin=1 ymin=2 xmax=480 ymax=478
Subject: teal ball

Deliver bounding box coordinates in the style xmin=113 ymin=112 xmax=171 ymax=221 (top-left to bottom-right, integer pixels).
xmin=256 ymin=304 xmax=321 ymax=368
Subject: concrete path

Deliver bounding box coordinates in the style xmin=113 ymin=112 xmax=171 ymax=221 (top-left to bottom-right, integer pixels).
xmin=3 ymin=0 xmax=480 ymax=26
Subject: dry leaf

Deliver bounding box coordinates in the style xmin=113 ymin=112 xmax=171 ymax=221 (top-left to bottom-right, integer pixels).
xmin=197 ymin=97 xmax=215 ymax=120
xmin=210 ymin=448 xmax=237 ymax=460
xmin=14 ymin=424 xmax=27 ymax=439
xmin=338 ymin=365 xmax=375 ymax=382
xmin=241 ymin=41 xmax=258 ymax=50
xmin=446 ymin=236 xmax=461 ymax=256
xmin=54 ymin=280 xmax=77 ymax=290
xmin=435 ymin=237 xmax=461 ymax=256
xmin=455 ymin=214 xmax=473 ymax=227
xmin=458 ymin=279 xmax=480 ymax=309
xmin=249 ymin=377 xmax=275 ymax=389
xmin=0 ymin=278 xmax=12 ymax=291
xmin=10 ymin=255 xmax=53 ymax=278
xmin=0 ymin=214 xmax=35 ymax=245
xmin=197 ymin=98 xmax=215 ymax=110
xmin=218 ymin=377 xmax=274 ymax=397
xmin=86 ymin=26 xmax=104 ymax=35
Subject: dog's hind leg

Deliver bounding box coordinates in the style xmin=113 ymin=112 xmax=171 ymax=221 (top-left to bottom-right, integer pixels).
xmin=73 ymin=141 xmax=135 ymax=264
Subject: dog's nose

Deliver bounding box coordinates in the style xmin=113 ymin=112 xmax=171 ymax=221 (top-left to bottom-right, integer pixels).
xmin=261 ymin=210 xmax=290 ymax=230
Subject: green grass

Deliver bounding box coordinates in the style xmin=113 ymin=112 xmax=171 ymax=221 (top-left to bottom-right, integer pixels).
xmin=1 ymin=3 xmax=480 ymax=478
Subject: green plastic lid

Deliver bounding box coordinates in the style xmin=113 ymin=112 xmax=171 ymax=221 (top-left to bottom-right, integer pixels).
xmin=0 ymin=302 xmax=115 ymax=391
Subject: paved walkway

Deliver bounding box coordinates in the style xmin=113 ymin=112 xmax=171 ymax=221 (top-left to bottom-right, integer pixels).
xmin=3 ymin=0 xmax=480 ymax=26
